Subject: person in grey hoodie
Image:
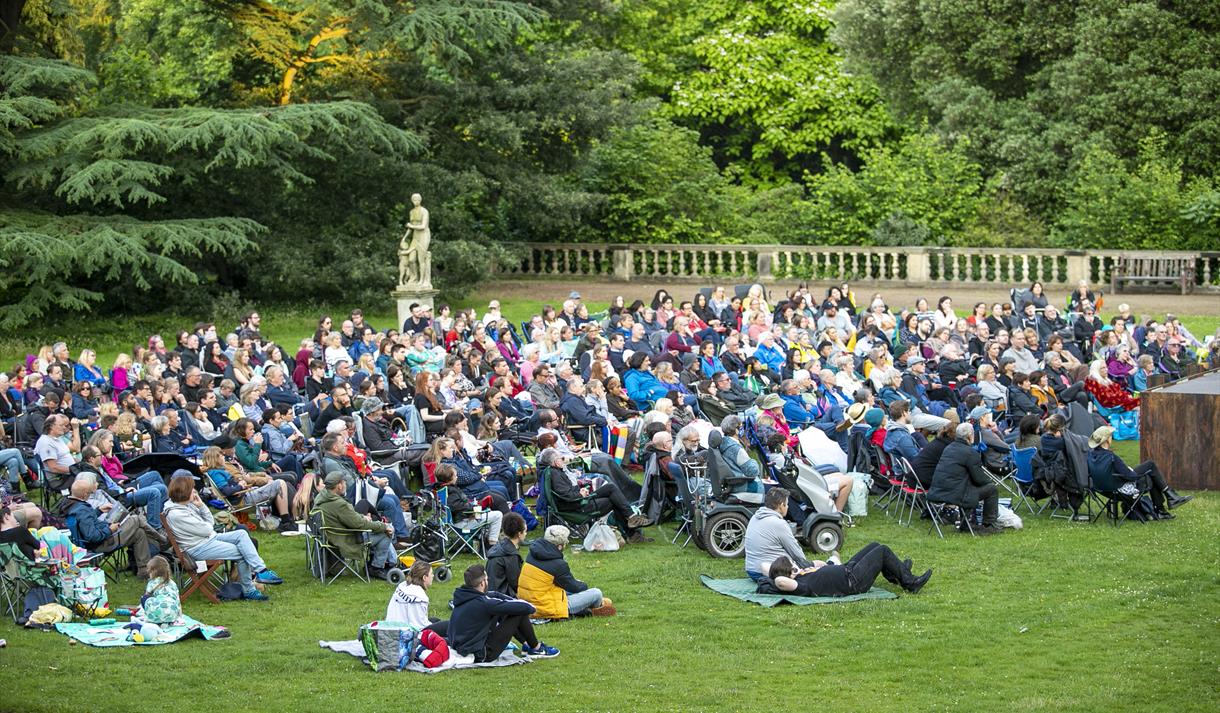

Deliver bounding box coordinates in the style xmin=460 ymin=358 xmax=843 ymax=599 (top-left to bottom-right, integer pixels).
xmin=162 ymin=471 xmax=281 ymax=600
xmin=743 ymin=487 xmax=814 ymax=582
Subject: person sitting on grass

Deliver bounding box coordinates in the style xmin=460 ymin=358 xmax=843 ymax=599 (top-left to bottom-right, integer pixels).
xmin=486 ymin=512 xmax=528 ymax=598
xmin=314 ymin=470 xmax=398 ymax=579
xmin=447 ymin=564 xmax=560 ymax=661
xmin=519 ymin=525 xmax=616 ymax=620
xmin=386 ymin=560 xmax=448 ymax=635
xmin=743 ymin=487 xmax=814 ymax=582
xmin=140 ymin=555 xmax=183 ymax=626
xmin=760 ymin=542 xmax=931 ymax=598
xmin=163 ymin=472 xmax=282 ymax=600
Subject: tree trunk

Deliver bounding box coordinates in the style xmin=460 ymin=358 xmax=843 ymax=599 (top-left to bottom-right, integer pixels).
xmin=0 ymin=0 xmax=29 ymax=53
xmin=278 ymin=21 xmax=350 ymax=105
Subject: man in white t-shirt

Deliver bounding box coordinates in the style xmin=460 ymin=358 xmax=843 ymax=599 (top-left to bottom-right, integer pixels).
xmin=34 ymin=414 xmax=80 ymax=483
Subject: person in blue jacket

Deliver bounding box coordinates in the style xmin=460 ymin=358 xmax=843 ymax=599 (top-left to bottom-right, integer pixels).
xmin=559 ymin=380 xmax=607 ymax=449
xmin=697 ymin=340 xmax=726 ymax=379
xmin=753 ymin=332 xmax=786 ymax=375
xmin=779 ymin=380 xmax=816 ymax=429
xmin=623 ymin=353 xmax=669 ymax=408
xmin=447 ymin=564 xmax=559 ymax=661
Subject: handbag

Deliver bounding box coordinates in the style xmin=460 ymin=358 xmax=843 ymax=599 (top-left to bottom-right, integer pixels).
xmin=1108 ymin=410 xmax=1139 ymax=441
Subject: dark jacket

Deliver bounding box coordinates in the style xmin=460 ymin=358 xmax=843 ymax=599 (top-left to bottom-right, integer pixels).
xmin=560 ymin=391 xmax=606 ymax=428
xmin=927 ymin=439 xmax=991 ymax=508
xmin=1087 ymin=447 xmax=1137 ymax=493
xmin=443 ymin=452 xmax=494 ymax=500
xmin=937 ymin=358 xmax=973 ymax=385
xmin=64 ymin=497 xmax=111 ymax=547
xmin=911 ymin=435 xmax=950 ymax=488
xmin=485 ymin=539 xmax=523 ymax=598
xmin=446 ymin=585 xmax=534 ymax=659
xmin=313 ymin=403 xmax=353 ymax=436
xmin=1007 ymin=386 xmax=1041 ymax=421
xmin=361 ymin=415 xmax=398 ymax=454
xmin=266 ymin=383 xmax=303 ymax=407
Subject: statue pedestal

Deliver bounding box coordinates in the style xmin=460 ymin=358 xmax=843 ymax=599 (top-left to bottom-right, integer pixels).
xmin=393 ymin=286 xmax=439 ymax=330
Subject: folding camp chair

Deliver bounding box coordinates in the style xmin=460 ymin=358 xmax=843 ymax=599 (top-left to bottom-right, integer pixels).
xmin=203 ymin=469 xmax=259 ymax=521
xmin=305 ymin=509 xmax=373 ymax=583
xmin=1008 ymin=445 xmax=1039 ymax=514
xmin=163 ymin=513 xmax=230 ymax=604
xmin=539 ymin=467 xmax=596 ymax=538
xmin=667 ymin=461 xmax=695 ymax=548
xmin=436 ymin=487 xmax=492 ymax=560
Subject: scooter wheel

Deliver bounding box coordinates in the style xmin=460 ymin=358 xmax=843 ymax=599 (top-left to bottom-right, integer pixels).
xmin=435 ymin=566 xmax=452 ymax=583
xmin=385 ymin=567 xmax=405 ymax=584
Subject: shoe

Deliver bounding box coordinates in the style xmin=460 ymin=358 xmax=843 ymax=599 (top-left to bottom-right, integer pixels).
xmin=242 ymin=588 xmax=269 ymax=601
xmin=1166 ymin=492 xmax=1193 ymax=509
xmin=368 ymin=566 xmax=388 ymax=580
xmin=626 ymin=514 xmax=650 ymax=529
xmin=276 ymin=519 xmax=298 ymax=533
xmin=905 ymin=568 xmax=933 ymax=594
xmin=626 ymin=531 xmax=654 ymax=544
xmin=981 ymin=524 xmax=1006 ymax=535
xmin=1071 ymin=513 xmax=1091 ymax=522
xmin=255 ymin=569 xmax=284 ymax=585
xmin=589 ymin=603 xmax=617 ymax=616
xmin=1154 ymin=509 xmax=1174 ymax=521
xmin=525 ymin=642 xmax=560 ymax=658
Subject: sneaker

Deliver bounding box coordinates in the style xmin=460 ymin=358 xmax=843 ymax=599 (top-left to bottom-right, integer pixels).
xmin=1071 ymin=513 xmax=1091 ymax=522
xmin=255 ymin=569 xmax=284 ymax=585
xmin=626 ymin=531 xmax=653 ymax=544
xmin=242 ymin=587 xmax=269 ymax=601
xmin=525 ymin=642 xmax=560 ymax=658
xmin=626 ymin=513 xmax=650 ymax=529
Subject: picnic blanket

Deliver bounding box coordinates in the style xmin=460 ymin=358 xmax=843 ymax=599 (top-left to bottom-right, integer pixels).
xmin=55 ymin=615 xmax=229 ymax=647
xmin=319 ymin=639 xmax=531 ymax=673
xmin=700 ymin=575 xmax=898 ymax=607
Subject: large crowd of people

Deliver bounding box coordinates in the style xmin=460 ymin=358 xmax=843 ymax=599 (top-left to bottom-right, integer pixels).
xmin=1 ymin=280 xmax=1211 ymax=653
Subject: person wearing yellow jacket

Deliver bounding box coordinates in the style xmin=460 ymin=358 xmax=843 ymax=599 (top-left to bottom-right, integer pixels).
xmin=517 ymin=526 xmax=613 ymax=619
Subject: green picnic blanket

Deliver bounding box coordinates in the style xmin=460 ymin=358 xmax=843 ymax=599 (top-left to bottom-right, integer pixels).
xmin=55 ymin=615 xmax=229 ymax=647
xmin=700 ymin=575 xmax=898 ymax=607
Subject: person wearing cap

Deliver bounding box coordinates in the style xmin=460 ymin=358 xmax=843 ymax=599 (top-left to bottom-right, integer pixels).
xmin=482 ymin=300 xmax=503 ymax=327
xmin=928 ymin=423 xmax=1002 ymax=534
xmin=966 ymin=405 xmax=1010 ymax=470
xmin=358 ymin=396 xmax=414 ymax=467
xmin=315 ymin=469 xmax=398 ymax=578
xmin=163 ymin=473 xmax=281 ymax=598
xmin=816 ymin=301 xmax=853 ymax=335
xmin=1087 ymin=426 xmax=1191 ymax=519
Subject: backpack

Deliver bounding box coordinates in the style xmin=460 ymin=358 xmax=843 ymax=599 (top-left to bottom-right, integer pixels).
xmin=1032 ymin=447 xmax=1079 ymax=495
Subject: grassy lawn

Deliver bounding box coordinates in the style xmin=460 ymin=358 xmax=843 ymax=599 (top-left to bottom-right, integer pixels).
xmin=1 ymin=491 xmax=1216 ymax=712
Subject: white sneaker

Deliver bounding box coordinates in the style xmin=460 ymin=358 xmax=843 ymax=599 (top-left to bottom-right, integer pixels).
xmin=828 ymin=551 xmax=841 ymax=566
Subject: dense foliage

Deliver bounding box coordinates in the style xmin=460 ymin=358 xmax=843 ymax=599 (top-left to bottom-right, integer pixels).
xmin=1 ymin=0 xmax=1217 ymax=328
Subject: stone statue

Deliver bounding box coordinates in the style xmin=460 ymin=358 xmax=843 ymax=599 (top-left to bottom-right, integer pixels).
xmin=398 ymin=193 xmax=432 ymax=288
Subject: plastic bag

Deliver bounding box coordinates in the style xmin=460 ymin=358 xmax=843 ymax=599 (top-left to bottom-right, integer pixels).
xmin=582 ymin=520 xmax=620 ymax=552
xmin=844 ymin=472 xmax=872 ymax=517
xmin=996 ymin=504 xmax=1023 ymax=529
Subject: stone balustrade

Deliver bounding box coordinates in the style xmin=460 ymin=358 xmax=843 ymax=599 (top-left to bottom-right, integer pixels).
xmin=499 ymin=243 xmax=1220 ymax=292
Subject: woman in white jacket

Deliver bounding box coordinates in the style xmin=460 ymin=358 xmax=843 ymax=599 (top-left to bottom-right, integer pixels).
xmin=162 ymin=472 xmax=282 ymax=601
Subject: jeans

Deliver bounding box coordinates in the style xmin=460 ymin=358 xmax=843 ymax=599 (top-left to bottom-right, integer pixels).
xmin=0 ymin=448 xmax=26 ymax=489
xmin=123 ymin=471 xmax=168 ymax=530
xmin=372 ymin=468 xmax=411 ymax=500
xmin=376 ymin=493 xmax=408 ymax=537
xmin=567 ymin=587 xmax=603 ymax=616
xmin=273 ymin=453 xmax=305 ymax=482
xmin=369 ymin=531 xmax=395 ymax=569
xmin=187 ymin=529 xmax=266 ymax=589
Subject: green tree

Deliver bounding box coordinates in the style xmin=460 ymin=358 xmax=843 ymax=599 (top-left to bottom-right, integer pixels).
xmin=0 ymin=54 xmax=420 ymax=327
xmin=615 ymin=0 xmax=892 ymax=181
xmin=804 ymin=132 xmax=985 ymax=245
xmin=833 ymin=0 xmax=1220 ymax=223
xmin=1054 ymin=135 xmax=1218 ymax=251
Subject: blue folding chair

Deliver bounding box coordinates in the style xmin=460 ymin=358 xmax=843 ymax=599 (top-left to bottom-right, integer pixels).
xmin=1008 ymin=445 xmax=1038 ymax=514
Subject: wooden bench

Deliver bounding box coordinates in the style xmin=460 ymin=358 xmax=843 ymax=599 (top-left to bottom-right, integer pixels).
xmin=1110 ymin=253 xmax=1198 ymax=295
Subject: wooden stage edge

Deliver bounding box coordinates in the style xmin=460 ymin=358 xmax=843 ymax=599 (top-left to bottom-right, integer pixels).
xmin=1139 ymin=367 xmax=1220 ymax=491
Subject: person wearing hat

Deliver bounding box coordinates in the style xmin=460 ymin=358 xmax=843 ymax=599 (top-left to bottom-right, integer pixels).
xmin=900 ymin=356 xmax=954 ymax=416
xmin=756 ymin=392 xmax=795 ymax=446
xmin=1086 ymin=426 xmax=1191 ymax=518
xmin=966 ymin=405 xmax=1010 ymax=470
xmin=927 ymin=423 xmax=1003 ymax=534
xmin=163 ymin=472 xmax=281 ymax=598
xmin=836 ymin=402 xmax=869 ymax=434
xmin=482 ymin=300 xmax=503 ymax=327
xmin=359 ymin=396 xmax=413 ymax=467
xmin=315 ymin=469 xmax=398 ymax=578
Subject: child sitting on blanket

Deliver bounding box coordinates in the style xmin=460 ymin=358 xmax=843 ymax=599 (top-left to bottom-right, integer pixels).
xmin=140 ymin=556 xmax=182 ymax=626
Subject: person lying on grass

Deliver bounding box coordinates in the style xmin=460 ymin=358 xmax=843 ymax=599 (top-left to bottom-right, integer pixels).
xmin=761 ymin=543 xmax=931 ymax=598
